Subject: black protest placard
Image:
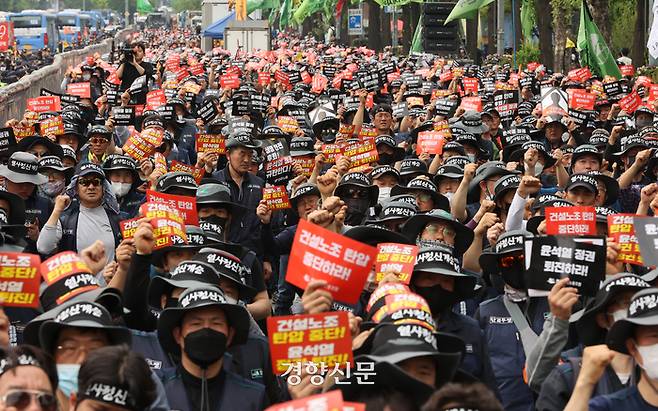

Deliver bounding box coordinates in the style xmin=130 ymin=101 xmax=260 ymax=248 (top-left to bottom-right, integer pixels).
xmin=404 ymin=75 xmax=422 ymax=89
xmin=633 ymin=217 xmax=658 ymax=267
xmin=392 ymin=102 xmax=409 ymax=119
xmin=435 ymin=98 xmax=458 ymax=117
xmin=359 ymin=73 xmax=379 ymax=92
xmin=519 ymin=76 xmax=534 ymax=89
xmin=568 ymin=109 xmax=590 ymax=126
xmin=0 ymin=127 xmax=16 ymax=157
xmin=379 ymin=62 xmax=396 ymax=76
xmin=251 ymin=94 xmax=270 ymax=113
xmin=604 ymin=81 xmax=624 ymax=99
xmin=261 ymin=138 xmax=293 ymax=185
xmin=157 ymin=104 xmax=176 ymax=121
xmin=493 ymin=89 xmax=519 ymax=126
xmin=322 ymin=65 xmax=337 ymax=79
xmin=197 ymin=100 xmax=219 ymax=123
xmin=112 ymin=106 xmax=135 ymax=126
xmin=128 ymin=75 xmax=148 ymax=96
xmin=288 ymin=70 xmax=302 ymax=85
xmin=525 ymin=236 xmax=606 ymax=297
xmin=232 ymin=95 xmax=251 ymax=117
xmin=343 ymin=96 xmax=360 ymax=112
xmin=231 ymin=120 xmax=254 ymax=135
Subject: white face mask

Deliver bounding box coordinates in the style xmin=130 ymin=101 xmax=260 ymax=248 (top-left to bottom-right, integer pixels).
xmin=377 ymin=186 xmax=392 ymax=204
xmin=111 ymin=182 xmax=131 ymax=198
xmin=610 ymin=309 xmax=627 ymax=323
xmin=635 ymin=343 xmax=658 ymax=380
xmin=443 ymin=191 xmax=455 ymax=203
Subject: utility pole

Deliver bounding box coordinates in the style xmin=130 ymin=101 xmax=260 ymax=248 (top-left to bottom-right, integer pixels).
xmin=125 ymin=0 xmax=130 ymax=26
xmin=497 ymin=0 xmax=504 ymax=55
xmin=392 ymin=7 xmax=398 ymax=50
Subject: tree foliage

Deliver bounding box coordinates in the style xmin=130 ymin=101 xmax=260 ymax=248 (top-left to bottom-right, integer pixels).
xmin=171 ymin=0 xmax=202 ymax=13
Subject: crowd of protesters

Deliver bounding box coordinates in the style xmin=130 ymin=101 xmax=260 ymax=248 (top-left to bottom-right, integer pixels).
xmin=1 ymin=23 xmax=658 ymax=411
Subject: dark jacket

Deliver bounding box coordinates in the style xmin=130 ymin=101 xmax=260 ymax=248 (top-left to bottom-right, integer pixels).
xmin=58 ymin=202 xmax=122 ymax=253
xmin=475 ymin=295 xmax=550 ymax=411
xmin=212 ymin=165 xmax=264 ymax=256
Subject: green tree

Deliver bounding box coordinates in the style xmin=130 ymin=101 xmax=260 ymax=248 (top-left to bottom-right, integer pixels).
xmin=171 ymin=0 xmax=202 ymax=13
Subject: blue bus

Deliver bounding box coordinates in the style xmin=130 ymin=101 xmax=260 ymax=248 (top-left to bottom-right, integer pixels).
xmin=8 ymin=10 xmax=59 ymax=50
xmin=82 ymin=10 xmax=103 ymax=34
xmin=57 ymin=11 xmax=91 ymax=45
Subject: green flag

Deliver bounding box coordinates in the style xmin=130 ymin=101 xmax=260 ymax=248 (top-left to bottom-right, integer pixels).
xmin=248 ymin=0 xmax=278 ymax=14
xmin=577 ymin=0 xmax=621 ymax=79
xmin=410 ymin=14 xmax=423 ymax=54
xmin=373 ymin=0 xmax=411 ymax=6
xmin=520 ymin=0 xmax=534 ymax=42
xmin=137 ymin=0 xmax=153 ymax=13
xmin=279 ymin=0 xmax=293 ymax=28
xmin=292 ymin=0 xmax=324 ymax=24
xmin=444 ymin=0 xmax=495 ymax=25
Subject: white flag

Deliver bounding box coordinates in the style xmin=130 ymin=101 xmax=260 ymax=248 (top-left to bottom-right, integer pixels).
xmin=648 ymin=2 xmax=658 ymax=59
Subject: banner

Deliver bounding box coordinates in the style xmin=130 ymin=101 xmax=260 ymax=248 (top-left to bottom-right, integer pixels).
xmin=39 ymin=115 xmax=64 ymax=136
xmin=27 ymin=96 xmax=61 ymax=113
xmin=267 ymin=311 xmax=352 ymax=374
xmin=263 ymin=186 xmax=292 ymax=210
xmin=375 ymin=243 xmax=418 ymax=284
xmin=525 ymin=236 xmax=606 ymax=297
xmin=342 ymin=139 xmax=378 ymax=168
xmin=568 ymin=89 xmax=596 ymax=110
xmin=0 ymin=22 xmax=14 ymax=52
xmin=146 ymin=89 xmax=167 ymax=110
xmin=618 ymin=90 xmax=642 ymax=114
xmin=608 ymin=214 xmax=643 ymax=266
xmin=416 ymin=131 xmax=446 ymax=155
xmin=0 ymin=252 xmax=40 ymax=308
xmin=265 ymin=391 xmax=345 ymax=411
xmin=444 ymin=0 xmax=495 ymax=24
xmin=66 ymin=82 xmax=91 ymax=99
xmin=145 ymin=190 xmax=198 ymax=226
xmin=287 ymin=219 xmax=377 ymax=304
xmin=545 ymin=206 xmax=596 ymax=236
xmin=195 ymin=134 xmax=226 ymax=155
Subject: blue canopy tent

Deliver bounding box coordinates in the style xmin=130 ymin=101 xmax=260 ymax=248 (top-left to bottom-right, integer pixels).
xmin=203 ymin=11 xmax=236 ymax=40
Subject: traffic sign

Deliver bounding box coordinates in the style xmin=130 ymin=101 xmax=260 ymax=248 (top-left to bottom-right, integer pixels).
xmin=348 ymin=9 xmax=363 ymax=36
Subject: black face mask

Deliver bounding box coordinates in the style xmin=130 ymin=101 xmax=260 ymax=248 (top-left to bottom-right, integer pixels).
xmin=413 ymin=284 xmax=459 ymax=314
xmin=343 ymin=198 xmax=369 ymax=226
xmin=540 ymin=173 xmax=558 ymax=187
xmin=165 ymin=296 xmax=178 ymax=308
xmin=183 ymin=328 xmax=227 ymax=369
xmin=378 ymin=153 xmax=395 ymax=166
xmin=199 ymin=215 xmax=228 ymax=238
xmin=501 ymin=261 xmax=526 ymax=290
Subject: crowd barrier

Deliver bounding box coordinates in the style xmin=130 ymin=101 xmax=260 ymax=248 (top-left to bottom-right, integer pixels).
xmin=0 ymin=27 xmax=134 ymax=125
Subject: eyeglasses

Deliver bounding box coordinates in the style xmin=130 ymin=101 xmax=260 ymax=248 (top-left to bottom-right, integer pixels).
xmin=1 ymin=389 xmax=57 ymax=411
xmin=499 ymin=254 xmax=525 ymax=268
xmin=56 ymin=341 xmax=106 ymax=360
xmin=346 ymin=187 xmax=370 ymax=199
xmin=423 ymin=222 xmax=456 ymax=239
xmin=89 ymin=137 xmax=109 ymax=145
xmin=78 ymin=178 xmax=102 ymax=187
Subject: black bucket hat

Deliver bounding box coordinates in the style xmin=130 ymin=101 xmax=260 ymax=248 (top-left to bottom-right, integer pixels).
xmin=196 ymin=183 xmax=246 ymax=216
xmin=334 ymin=172 xmax=379 ymax=206
xmin=375 ymin=135 xmax=406 ymax=162
xmin=607 ymin=288 xmax=658 ymax=354
xmin=37 ymin=155 xmax=73 ymax=181
xmin=571 ymin=144 xmax=603 ymax=168
xmin=192 ymin=248 xmax=257 ymax=301
xmin=443 ymin=155 xmax=472 ymax=169
xmin=289 ymin=183 xmax=320 ymax=209
xmin=157 ymin=285 xmax=250 ymax=355
xmin=453 ymin=111 xmax=489 ymax=135
xmin=575 ymin=273 xmax=650 ymax=346
xmin=390 ymin=177 xmax=450 ymax=213
xmin=151 ymin=225 xmax=208 ymax=269
xmin=370 ymin=165 xmax=401 ymax=183
xmin=369 ymin=201 xmax=417 ymax=224
xmin=15 ymin=135 xmax=64 ymax=159
xmin=402 ymin=209 xmax=473 ymax=255
xmin=508 ymin=140 xmax=557 ymax=169
xmin=478 ymin=230 xmax=531 ymax=273
xmin=147 ymin=260 xmax=221 ymax=309
xmin=413 ymin=246 xmax=477 ymax=300
xmin=467 ymin=161 xmax=517 ymax=203
xmin=343 ymin=224 xmax=414 ymax=246
xmin=101 ymin=155 xmax=140 ymax=184
xmin=225 ymin=134 xmax=262 ymax=154
xmin=492 ymin=174 xmax=521 ymax=204
xmin=614 ymin=134 xmax=651 ymax=156
xmin=433 ymin=165 xmax=464 ymax=186
xmin=566 ymin=173 xmax=598 ymax=194
xmin=39 ymin=301 xmax=131 ymax=354
xmin=156 ymin=172 xmax=198 ymax=194
xmin=399 ymin=158 xmax=430 ymax=177
xmin=289 ymin=136 xmax=316 ymax=157
xmin=587 ymin=171 xmax=619 ymax=206
xmin=442 ymin=141 xmax=466 ymax=156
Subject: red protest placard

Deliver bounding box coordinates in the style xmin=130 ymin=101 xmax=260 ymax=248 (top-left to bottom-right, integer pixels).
xmin=123 ymin=132 xmax=158 ymax=162
xmin=321 ymin=143 xmax=345 ymax=164
xmin=263 ymin=186 xmax=291 ymax=210
xmin=342 ymin=139 xmax=378 ymax=168
xmin=357 ymin=126 xmax=377 ymax=140
xmin=370 ymin=293 xmax=432 ymax=324
xmin=165 ymin=58 xmax=179 ymax=73
xmin=0 ymin=22 xmax=14 ymax=52
xmin=139 ymin=202 xmax=187 ymax=249
xmin=146 ymin=190 xmax=198 ymax=226
xmin=120 ymin=218 xmax=140 ymax=239
xmin=276 ymin=116 xmax=300 ymax=135
xmin=220 ymin=74 xmax=240 ymax=89
xmin=620 ymin=65 xmax=635 ymax=77
xmin=287 ymin=219 xmax=377 ymax=304
xmin=439 ymin=71 xmax=453 ymax=83
xmin=66 ymin=82 xmax=91 ymax=99
xmin=12 ymin=124 xmax=34 ymax=141
xmin=258 ymin=71 xmax=271 ymax=87
xmin=266 ymin=311 xmax=353 ymax=374
xmin=170 ymin=160 xmax=205 ymax=184
xmin=406 ymin=96 xmax=424 ymax=108
xmin=460 ymin=96 xmax=482 ymax=112
xmin=336 ymin=124 xmax=356 ymax=141
xmin=106 ymin=71 xmax=121 ymax=85
xmin=344 ymin=402 xmax=366 ymax=411
xmin=274 ymin=70 xmax=290 ymax=86
xmin=189 ymin=62 xmax=205 ymax=76
xmin=375 ymin=243 xmax=418 ymax=284
xmin=416 ymin=131 xmax=445 ymax=155
xmin=568 ymin=67 xmax=592 ymax=83
xmin=195 ymin=133 xmax=226 ymax=155
xmin=568 ymin=89 xmax=596 ymax=110
xmin=265 ymin=391 xmax=344 ymax=411
xmin=146 ymin=89 xmax=167 ymax=110
xmin=175 ymin=68 xmax=189 ymax=82
xmin=649 ymin=85 xmax=658 ymax=104
xmin=0 ymin=252 xmax=40 ymax=308
xmin=527 ymin=62 xmax=540 ymax=71
xmin=311 ymin=73 xmax=328 ymax=93
xmin=619 ymin=91 xmax=642 ymax=114
xmin=225 ymin=66 xmax=241 ymax=76
xmin=545 ymin=206 xmax=596 ymax=236
xmin=462 ymin=77 xmax=479 ymax=94
xmin=27 ymin=96 xmax=61 ymax=113
xmin=39 ymin=115 xmax=64 ymax=136
xmin=608 ymin=214 xmax=644 ymax=265
xmin=152 ymin=152 xmax=168 ymax=176
xmin=294 ymin=156 xmax=315 ymax=177
xmin=41 ymin=251 xmax=91 ymax=285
